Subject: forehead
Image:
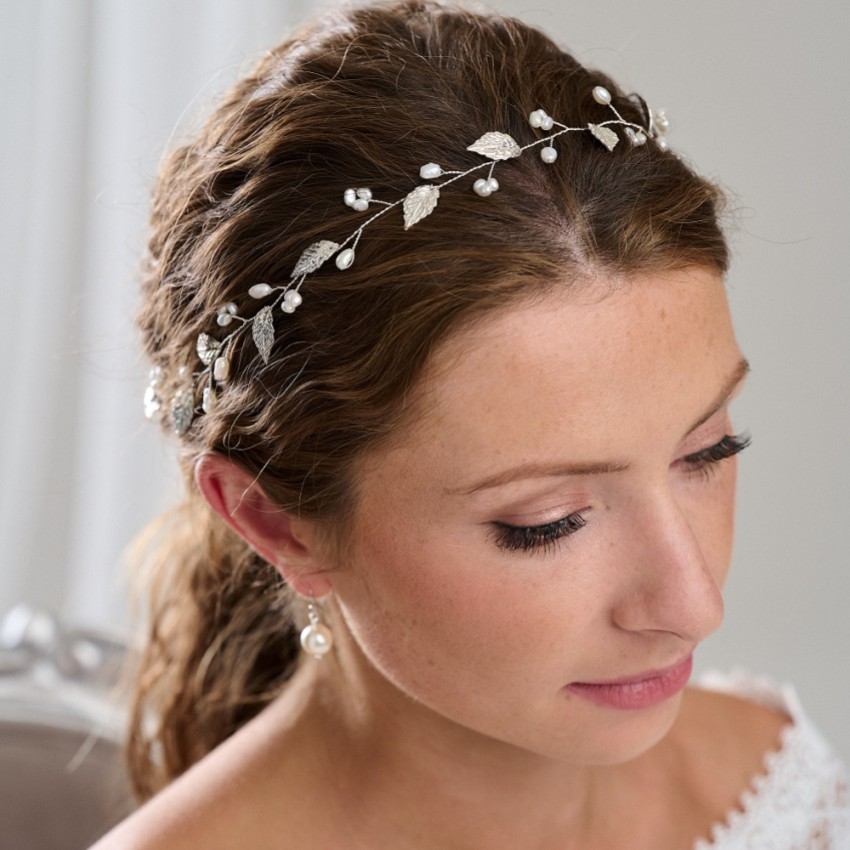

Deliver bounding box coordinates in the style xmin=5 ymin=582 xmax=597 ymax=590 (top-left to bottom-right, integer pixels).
xmin=393 ymin=267 xmax=739 ymax=465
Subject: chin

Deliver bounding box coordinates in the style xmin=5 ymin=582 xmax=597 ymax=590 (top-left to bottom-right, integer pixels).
xmin=564 ymin=691 xmax=686 ymax=767
xmin=505 ymin=689 xmax=687 ymax=769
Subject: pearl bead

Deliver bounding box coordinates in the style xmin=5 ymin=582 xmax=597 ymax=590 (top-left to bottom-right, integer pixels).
xmin=281 ymin=301 xmax=296 ymax=314
xmin=284 ymin=289 xmax=302 ymax=308
xmin=419 ymin=162 xmax=442 ymax=180
xmin=352 ymin=198 xmax=369 ymax=212
xmin=300 ymin=622 xmax=333 ymax=658
xmin=656 ymin=137 xmax=669 ymax=151
xmin=486 ymin=177 xmax=499 ymax=193
xmin=539 ymin=114 xmax=554 ymax=131
xmin=592 ymin=86 xmax=612 ymax=105
xmin=335 ymin=248 xmax=355 ymax=270
xmin=216 ymin=302 xmax=238 ymax=325
xmin=249 ymin=283 xmax=273 ymax=299
xmin=343 ymin=188 xmax=356 ymax=206
xmin=625 ymin=127 xmax=647 ymax=146
xmin=540 ymin=146 xmax=558 ymax=163
xmin=473 ymin=178 xmax=492 ymax=197
xmin=529 ymin=110 xmax=544 ymax=128
xmin=202 ymin=386 xmax=216 ymax=413
xmin=213 ymin=356 xmax=229 ymax=382
xmin=356 ymin=188 xmax=372 ymax=201
xmin=655 ymin=111 xmax=670 ymax=132
xmin=143 ymin=385 xmax=161 ymax=419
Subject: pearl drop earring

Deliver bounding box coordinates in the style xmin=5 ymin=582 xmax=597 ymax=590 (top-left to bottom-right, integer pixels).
xmin=300 ymin=601 xmax=334 ymax=660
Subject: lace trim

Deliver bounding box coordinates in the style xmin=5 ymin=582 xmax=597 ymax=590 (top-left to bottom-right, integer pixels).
xmin=692 ymin=670 xmax=850 ymax=850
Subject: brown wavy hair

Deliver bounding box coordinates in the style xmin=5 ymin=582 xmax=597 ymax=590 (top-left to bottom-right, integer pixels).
xmin=129 ymin=0 xmax=728 ymax=801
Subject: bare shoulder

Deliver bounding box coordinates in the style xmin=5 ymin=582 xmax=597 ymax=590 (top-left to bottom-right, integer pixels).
xmin=89 ymin=737 xmax=316 ymax=850
xmin=87 ymin=749 xmax=297 ymax=850
xmin=89 ymin=681 xmax=325 ymax=849
xmin=670 ymin=684 xmax=790 ymax=818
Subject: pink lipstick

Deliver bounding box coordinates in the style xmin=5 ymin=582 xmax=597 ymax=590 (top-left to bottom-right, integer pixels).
xmin=565 ymin=654 xmax=693 ymax=711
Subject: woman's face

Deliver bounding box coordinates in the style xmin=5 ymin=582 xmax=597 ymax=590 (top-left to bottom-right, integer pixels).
xmin=329 ymin=266 xmax=747 ymax=765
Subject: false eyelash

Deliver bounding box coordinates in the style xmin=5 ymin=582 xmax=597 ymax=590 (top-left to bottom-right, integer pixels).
xmin=492 ymin=512 xmax=587 ymax=555
xmin=683 ymin=432 xmax=751 ymax=477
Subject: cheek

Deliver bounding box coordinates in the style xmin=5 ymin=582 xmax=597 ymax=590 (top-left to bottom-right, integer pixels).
xmin=333 ymin=519 xmax=592 ymax=708
xmin=341 ymin=532 xmax=523 ymax=664
xmin=681 ymin=461 xmax=739 ymax=589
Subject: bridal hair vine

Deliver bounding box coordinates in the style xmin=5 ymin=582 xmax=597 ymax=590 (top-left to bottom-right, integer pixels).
xmin=144 ymin=85 xmax=670 ymax=435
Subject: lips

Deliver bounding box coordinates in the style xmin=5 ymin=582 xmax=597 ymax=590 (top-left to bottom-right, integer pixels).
xmin=565 ymin=653 xmax=693 ymax=711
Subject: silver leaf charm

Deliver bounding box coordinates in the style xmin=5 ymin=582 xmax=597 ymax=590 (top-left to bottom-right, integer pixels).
xmin=402 ymin=185 xmax=440 ymax=230
xmin=588 ymin=124 xmax=619 ymax=152
xmin=291 ymin=239 xmax=340 ymax=278
xmin=171 ymin=388 xmax=194 ymax=436
xmin=196 ymin=333 xmax=221 ymax=366
xmin=466 ymin=132 xmax=522 ymax=161
xmin=252 ymin=306 xmax=275 ymax=364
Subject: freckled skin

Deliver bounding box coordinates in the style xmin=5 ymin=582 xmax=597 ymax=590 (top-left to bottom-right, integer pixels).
xmin=98 ymin=267 xmax=760 ymax=850
xmin=328 ymin=266 xmax=744 ymax=767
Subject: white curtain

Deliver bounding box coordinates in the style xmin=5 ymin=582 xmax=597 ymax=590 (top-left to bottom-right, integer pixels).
xmin=0 ymin=0 xmax=313 ymax=632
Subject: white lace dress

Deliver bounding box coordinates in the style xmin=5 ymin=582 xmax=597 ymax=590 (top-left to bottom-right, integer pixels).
xmin=692 ymin=671 xmax=850 ymax=849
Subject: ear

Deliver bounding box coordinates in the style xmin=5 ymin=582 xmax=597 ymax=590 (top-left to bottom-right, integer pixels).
xmin=194 ymin=452 xmax=333 ymax=598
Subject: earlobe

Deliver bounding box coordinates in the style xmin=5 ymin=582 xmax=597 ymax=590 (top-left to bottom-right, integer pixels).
xmin=194 ymin=453 xmax=333 ymax=597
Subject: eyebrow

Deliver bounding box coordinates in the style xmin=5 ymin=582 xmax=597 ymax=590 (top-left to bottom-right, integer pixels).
xmin=446 ymin=356 xmax=750 ymax=496
xmin=685 ymin=356 xmax=750 ymax=435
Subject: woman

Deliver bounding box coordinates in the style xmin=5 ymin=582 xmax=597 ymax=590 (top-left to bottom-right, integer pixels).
xmin=95 ymin=1 xmax=849 ymax=847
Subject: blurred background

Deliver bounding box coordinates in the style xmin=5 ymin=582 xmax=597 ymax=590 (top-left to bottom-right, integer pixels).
xmin=2 ymin=0 xmax=848 ymax=771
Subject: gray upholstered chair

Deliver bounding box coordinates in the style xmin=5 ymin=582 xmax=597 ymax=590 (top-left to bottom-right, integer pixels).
xmin=0 ymin=607 xmax=135 ymax=850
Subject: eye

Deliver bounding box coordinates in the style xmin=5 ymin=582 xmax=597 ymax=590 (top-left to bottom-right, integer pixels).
xmin=491 ymin=512 xmax=587 ymax=555
xmin=681 ymin=433 xmax=751 ymax=479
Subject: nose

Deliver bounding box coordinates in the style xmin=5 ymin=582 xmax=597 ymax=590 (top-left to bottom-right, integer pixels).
xmin=610 ymin=494 xmax=725 ymax=643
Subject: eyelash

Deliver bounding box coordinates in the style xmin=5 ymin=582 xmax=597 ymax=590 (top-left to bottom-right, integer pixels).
xmin=491 ymin=433 xmax=751 ymax=555
xmin=492 ymin=513 xmax=587 ymax=555
xmin=681 ymin=432 xmax=751 ymax=480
